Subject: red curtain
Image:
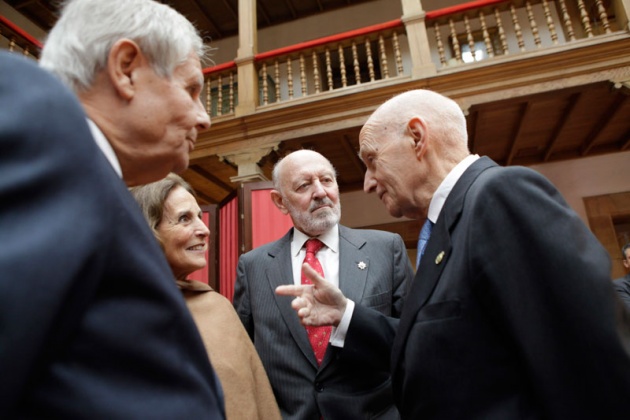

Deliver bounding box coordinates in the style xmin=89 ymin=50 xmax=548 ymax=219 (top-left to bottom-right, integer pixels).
xmin=219 ymin=196 xmax=238 ymax=301
xmin=251 ymin=189 xmax=294 ymax=248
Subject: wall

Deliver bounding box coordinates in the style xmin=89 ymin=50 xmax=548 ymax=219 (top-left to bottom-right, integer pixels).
xmin=530 ymin=150 xmax=630 ymax=225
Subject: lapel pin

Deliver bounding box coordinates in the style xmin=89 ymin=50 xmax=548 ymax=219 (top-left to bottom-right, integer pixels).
xmin=357 ymin=261 xmax=367 ymax=270
xmin=435 ymin=251 xmax=445 ymax=265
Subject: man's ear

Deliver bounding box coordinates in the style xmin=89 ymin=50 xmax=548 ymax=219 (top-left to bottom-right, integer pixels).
xmin=408 ymin=116 xmax=428 ymax=160
xmin=270 ymin=189 xmax=289 ymax=215
xmin=107 ymin=39 xmax=143 ymax=101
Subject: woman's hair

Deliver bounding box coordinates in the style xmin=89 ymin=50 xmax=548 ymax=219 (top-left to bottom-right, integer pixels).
xmin=129 ymin=173 xmax=196 ymax=245
xmin=40 ymin=0 xmax=209 ymax=93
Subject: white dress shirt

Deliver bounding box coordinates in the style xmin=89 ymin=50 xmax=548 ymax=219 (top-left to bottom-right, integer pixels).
xmin=87 ymin=118 xmax=122 ymax=178
xmin=291 ymin=225 xmax=355 ymax=346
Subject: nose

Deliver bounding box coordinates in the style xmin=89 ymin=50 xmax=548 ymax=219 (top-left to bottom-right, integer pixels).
xmin=196 ymin=98 xmax=211 ymax=132
xmin=194 ymin=217 xmax=210 ymax=238
xmin=364 ymin=171 xmax=376 ymax=194
xmin=312 ymin=180 xmax=326 ymax=198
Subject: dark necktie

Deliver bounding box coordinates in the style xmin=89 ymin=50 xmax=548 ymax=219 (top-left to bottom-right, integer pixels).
xmin=301 ymin=238 xmax=331 ymax=365
xmin=416 ymin=219 xmax=434 ymax=269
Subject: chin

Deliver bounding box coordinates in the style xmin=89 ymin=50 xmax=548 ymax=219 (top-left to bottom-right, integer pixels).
xmin=387 ymin=206 xmax=403 ymax=219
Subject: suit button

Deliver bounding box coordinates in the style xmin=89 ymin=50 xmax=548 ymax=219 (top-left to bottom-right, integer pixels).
xmin=315 ymin=382 xmax=324 ymax=392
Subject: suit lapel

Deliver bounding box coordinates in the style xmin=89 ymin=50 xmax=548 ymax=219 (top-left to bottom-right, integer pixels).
xmin=337 ymin=226 xmax=369 ymax=303
xmin=391 ymin=157 xmax=497 ymax=370
xmin=319 ymin=226 xmax=369 ymax=370
xmin=265 ymin=229 xmax=319 ymax=367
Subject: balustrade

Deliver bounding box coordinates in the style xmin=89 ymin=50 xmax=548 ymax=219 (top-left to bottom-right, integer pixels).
xmin=0 ymin=15 xmax=41 ymax=59
xmin=428 ymin=0 xmax=617 ymax=67
xmin=3 ymin=0 xmax=621 ymax=119
xmin=199 ymin=0 xmax=622 ymax=117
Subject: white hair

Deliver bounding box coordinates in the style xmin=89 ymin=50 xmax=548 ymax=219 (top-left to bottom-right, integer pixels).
xmin=40 ymin=0 xmax=208 ymax=93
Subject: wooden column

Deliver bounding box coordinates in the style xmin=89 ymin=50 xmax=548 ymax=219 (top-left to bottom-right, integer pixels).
xmin=612 ymin=0 xmax=630 ymax=31
xmin=401 ymin=0 xmax=437 ymax=78
xmin=235 ymin=0 xmax=258 ymax=116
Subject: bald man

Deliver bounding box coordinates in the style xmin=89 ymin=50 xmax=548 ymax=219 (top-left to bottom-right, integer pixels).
xmin=233 ymin=150 xmax=413 ymax=419
xmin=277 ymin=90 xmax=630 ymax=419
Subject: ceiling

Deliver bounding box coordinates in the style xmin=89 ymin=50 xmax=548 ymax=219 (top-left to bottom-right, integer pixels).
xmin=4 ymin=0 xmax=377 ymax=40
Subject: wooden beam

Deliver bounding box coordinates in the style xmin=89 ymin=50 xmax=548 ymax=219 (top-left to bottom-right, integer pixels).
xmin=341 ymin=134 xmax=365 ymax=174
xmin=189 ymin=165 xmax=233 ymax=192
xmin=467 ymin=107 xmax=479 ymax=153
xmin=581 ymin=94 xmax=628 ymax=156
xmin=619 ymin=128 xmax=630 ymax=151
xmin=505 ymin=101 xmax=530 ymax=166
xmin=283 ymin=0 xmax=298 ymax=19
xmin=190 ymin=0 xmax=223 ymax=38
xmin=543 ymin=92 xmax=581 ymax=162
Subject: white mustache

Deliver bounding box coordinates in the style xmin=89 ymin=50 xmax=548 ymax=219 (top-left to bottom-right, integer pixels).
xmin=309 ymin=199 xmax=334 ymax=212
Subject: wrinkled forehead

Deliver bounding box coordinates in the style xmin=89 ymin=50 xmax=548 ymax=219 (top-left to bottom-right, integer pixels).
xmin=277 ymin=154 xmax=334 ymax=187
xmin=359 ymin=115 xmax=392 ymax=155
xmin=174 ymin=52 xmax=204 ymax=82
xmin=292 ymin=159 xmax=335 ymax=179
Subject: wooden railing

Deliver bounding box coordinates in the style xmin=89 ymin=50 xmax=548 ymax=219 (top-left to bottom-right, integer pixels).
xmin=2 ymin=0 xmax=623 ymax=118
xmin=255 ymin=19 xmax=406 ymax=105
xmin=201 ymin=0 xmax=624 ymax=118
xmin=0 ymin=15 xmax=41 ymax=59
xmin=203 ymin=61 xmax=238 ymax=117
xmin=426 ymin=0 xmax=616 ymax=68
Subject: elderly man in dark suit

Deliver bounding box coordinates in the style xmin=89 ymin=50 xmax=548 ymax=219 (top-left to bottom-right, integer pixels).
xmin=278 ymin=89 xmax=630 ymax=419
xmin=0 ymin=0 xmax=224 ymax=417
xmin=233 ymin=149 xmax=413 ymax=419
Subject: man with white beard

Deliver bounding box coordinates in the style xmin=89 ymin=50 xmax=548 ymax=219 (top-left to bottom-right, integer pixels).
xmin=233 ymin=149 xmax=413 ymax=419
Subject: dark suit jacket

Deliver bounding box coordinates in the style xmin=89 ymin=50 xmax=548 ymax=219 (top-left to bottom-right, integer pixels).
xmin=233 ymin=225 xmax=413 ymax=419
xmin=613 ymin=274 xmax=630 ymax=312
xmin=0 ymin=52 xmax=224 ymax=418
xmin=346 ymin=157 xmax=630 ymax=419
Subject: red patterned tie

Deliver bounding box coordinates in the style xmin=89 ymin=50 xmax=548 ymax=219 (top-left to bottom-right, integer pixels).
xmin=301 ymin=238 xmax=332 ymax=365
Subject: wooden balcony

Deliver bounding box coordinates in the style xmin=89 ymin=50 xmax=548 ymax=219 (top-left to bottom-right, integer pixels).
xmin=188 ymin=0 xmax=630 ymax=205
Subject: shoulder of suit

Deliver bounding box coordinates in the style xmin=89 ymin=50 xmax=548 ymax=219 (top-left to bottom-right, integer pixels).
xmin=613 ymin=276 xmax=630 ymax=288
xmin=339 ymin=225 xmax=401 ymax=241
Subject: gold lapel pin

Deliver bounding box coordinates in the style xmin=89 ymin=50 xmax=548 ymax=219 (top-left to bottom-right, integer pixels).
xmin=435 ymin=251 xmax=445 ymax=265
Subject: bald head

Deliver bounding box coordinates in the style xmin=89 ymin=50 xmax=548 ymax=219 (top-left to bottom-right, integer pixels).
xmin=272 ymin=150 xmax=337 ymax=192
xmin=359 ymin=89 xmax=471 ymax=220
xmin=362 ymin=89 xmax=468 ymax=149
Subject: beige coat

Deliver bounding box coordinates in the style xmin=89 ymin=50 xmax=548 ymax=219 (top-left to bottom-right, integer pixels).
xmin=177 ymin=280 xmax=281 ymax=420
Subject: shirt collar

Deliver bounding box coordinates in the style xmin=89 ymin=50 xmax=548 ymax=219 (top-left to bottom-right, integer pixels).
xmin=427 ymin=154 xmax=479 ymax=223
xmin=291 ymin=225 xmax=340 ymax=257
xmin=87 ymin=118 xmax=122 ymax=178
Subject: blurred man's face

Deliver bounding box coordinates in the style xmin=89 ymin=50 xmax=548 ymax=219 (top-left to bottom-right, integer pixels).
xmin=123 ymin=52 xmax=210 ymax=183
